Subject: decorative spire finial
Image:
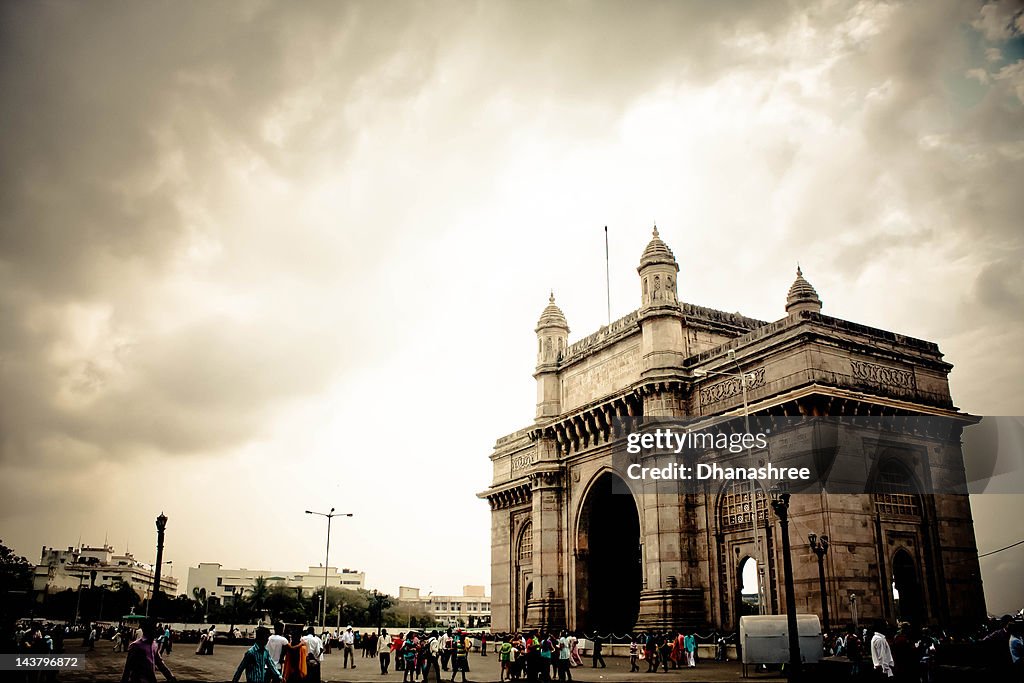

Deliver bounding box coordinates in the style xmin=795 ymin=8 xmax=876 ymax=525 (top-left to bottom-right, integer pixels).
xmin=653 ymin=222 xmax=659 ymax=238
xmin=796 ymin=263 xmax=802 ymax=277
xmin=549 ymin=290 xmax=554 ymax=303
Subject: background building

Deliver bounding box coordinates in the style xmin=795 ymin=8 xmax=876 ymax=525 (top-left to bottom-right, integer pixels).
xmin=398 ymin=585 xmax=492 ymax=628
xmin=33 ymin=544 xmax=179 ymax=599
xmin=186 ymin=562 xmax=365 ymax=605
xmin=480 ymin=228 xmax=986 ymax=634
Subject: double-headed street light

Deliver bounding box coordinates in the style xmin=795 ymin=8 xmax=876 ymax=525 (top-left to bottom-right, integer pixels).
xmin=306 ymin=508 xmax=353 ymax=629
xmin=809 ymin=533 xmax=830 ymax=634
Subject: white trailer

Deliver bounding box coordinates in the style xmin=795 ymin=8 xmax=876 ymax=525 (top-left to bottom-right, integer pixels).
xmin=739 ymin=614 xmax=822 ymax=676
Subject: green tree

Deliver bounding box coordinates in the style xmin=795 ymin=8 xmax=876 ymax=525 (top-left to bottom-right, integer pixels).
xmin=192 ymin=586 xmax=208 ymax=620
xmin=0 ymin=541 xmax=32 ymax=589
xmin=264 ymin=584 xmax=304 ymax=624
xmin=0 ymin=541 xmax=34 ymax=627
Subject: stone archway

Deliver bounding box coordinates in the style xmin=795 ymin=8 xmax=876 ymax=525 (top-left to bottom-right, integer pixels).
xmin=892 ymin=548 xmax=923 ymax=624
xmin=575 ymin=471 xmax=642 ymax=633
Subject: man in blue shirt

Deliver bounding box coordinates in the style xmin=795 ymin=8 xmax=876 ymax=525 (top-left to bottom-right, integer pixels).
xmin=232 ymin=626 xmax=283 ymax=683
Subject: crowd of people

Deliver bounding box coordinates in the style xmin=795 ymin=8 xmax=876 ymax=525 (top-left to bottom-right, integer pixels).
xmin=11 ymin=612 xmax=1024 ymax=682
xmin=817 ymin=617 xmax=1024 ymax=680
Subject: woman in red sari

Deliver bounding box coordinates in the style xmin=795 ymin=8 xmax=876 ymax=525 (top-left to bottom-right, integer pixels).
xmin=281 ymin=630 xmax=308 ymax=682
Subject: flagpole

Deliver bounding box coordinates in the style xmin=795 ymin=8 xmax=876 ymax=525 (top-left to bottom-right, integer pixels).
xmin=604 ymin=226 xmax=611 ymax=326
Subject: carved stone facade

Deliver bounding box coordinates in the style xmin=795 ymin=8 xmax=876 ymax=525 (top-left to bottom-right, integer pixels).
xmin=480 ymin=228 xmax=986 ymax=635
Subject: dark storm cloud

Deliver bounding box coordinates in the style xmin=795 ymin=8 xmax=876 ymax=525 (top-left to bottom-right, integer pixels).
xmin=0 ymin=0 xmax=1021 ymax=611
xmin=0 ymin=0 xmax=802 ymax=469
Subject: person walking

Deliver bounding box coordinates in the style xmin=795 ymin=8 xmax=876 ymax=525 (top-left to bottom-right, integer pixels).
xmin=423 ymin=630 xmax=442 ymax=683
xmin=439 ymin=629 xmax=453 ymax=672
xmin=569 ymin=632 xmax=582 ymax=667
xmin=499 ymin=637 xmax=514 ymax=681
xmin=644 ymin=632 xmax=658 ymax=673
xmin=232 ymin=626 xmax=283 ymax=683
xmin=195 ymin=629 xmax=208 ymax=656
xmin=556 ymin=630 xmax=572 ymax=681
xmin=684 ymin=633 xmax=697 ymax=668
xmin=1008 ymin=620 xmax=1023 ymax=681
xmin=341 ymin=626 xmax=357 ymax=669
xmin=628 ymin=637 xmax=640 ymax=672
xmin=301 ymin=626 xmax=324 ymax=683
xmin=658 ymin=633 xmax=672 ymax=672
xmin=280 ymin=631 xmax=308 ymax=683
xmin=451 ymin=632 xmax=470 ymax=683
xmin=590 ymin=634 xmax=605 ymax=669
xmin=120 ymin=619 xmax=177 ymax=683
xmin=377 ymin=629 xmax=393 ymax=674
xmin=869 ymin=624 xmax=895 ymax=678
xmin=401 ymin=633 xmax=417 ymax=683
xmin=266 ymin=623 xmax=288 ymax=674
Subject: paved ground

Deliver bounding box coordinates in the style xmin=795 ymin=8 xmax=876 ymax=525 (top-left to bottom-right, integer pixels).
xmin=55 ymin=641 xmax=787 ymax=682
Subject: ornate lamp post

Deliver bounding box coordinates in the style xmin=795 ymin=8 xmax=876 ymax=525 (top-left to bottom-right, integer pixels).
xmin=808 ymin=533 xmax=830 ymax=634
xmin=152 ymin=512 xmax=168 ymax=613
xmin=769 ymin=488 xmax=801 ymax=680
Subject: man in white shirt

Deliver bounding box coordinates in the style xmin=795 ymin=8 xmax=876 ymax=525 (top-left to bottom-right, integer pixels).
xmin=302 ymin=626 xmax=324 ymax=683
xmin=266 ymin=623 xmax=288 ymax=671
xmin=439 ymin=630 xmax=453 ymax=671
xmin=869 ymin=625 xmax=895 ymax=678
xmin=341 ymin=626 xmax=356 ymax=669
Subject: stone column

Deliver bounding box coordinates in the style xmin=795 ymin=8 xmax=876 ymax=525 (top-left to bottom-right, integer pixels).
xmin=634 ymin=384 xmax=706 ymax=630
xmin=524 ymin=465 xmax=567 ymax=631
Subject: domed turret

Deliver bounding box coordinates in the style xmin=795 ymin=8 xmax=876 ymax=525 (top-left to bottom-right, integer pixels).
xmin=785 ymin=265 xmax=822 ymax=315
xmin=535 ymin=292 xmax=568 ymax=420
xmin=536 ymin=292 xmax=569 ymax=369
xmin=636 ymin=225 xmax=685 ymax=380
xmin=637 ymin=225 xmax=679 ymax=309
xmin=639 ymin=225 xmax=678 ymax=270
xmin=536 ymin=292 xmax=569 ymax=334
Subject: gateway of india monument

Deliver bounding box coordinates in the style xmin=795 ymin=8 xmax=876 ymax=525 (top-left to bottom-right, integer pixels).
xmin=479 ymin=227 xmax=986 ymax=635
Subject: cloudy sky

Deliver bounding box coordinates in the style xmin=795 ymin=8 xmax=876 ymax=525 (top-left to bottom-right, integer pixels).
xmin=1 ymin=1 xmax=1022 ymax=614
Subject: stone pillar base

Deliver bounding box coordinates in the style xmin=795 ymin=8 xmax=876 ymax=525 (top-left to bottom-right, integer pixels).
xmin=524 ymin=596 xmax=567 ymax=632
xmin=635 ymin=587 xmax=706 ymax=631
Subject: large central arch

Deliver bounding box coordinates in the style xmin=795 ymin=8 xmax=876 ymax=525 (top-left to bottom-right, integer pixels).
xmin=575 ymin=471 xmax=642 ymax=633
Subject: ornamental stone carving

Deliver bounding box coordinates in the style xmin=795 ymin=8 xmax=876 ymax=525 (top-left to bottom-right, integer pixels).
xmin=850 ymin=360 xmax=915 ymax=391
xmin=698 ymin=367 xmax=766 ymax=406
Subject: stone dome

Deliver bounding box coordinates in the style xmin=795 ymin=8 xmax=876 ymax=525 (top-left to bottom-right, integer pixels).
xmin=785 ymin=265 xmax=822 ymax=314
xmin=638 ymin=225 xmax=679 ymax=271
xmin=536 ymin=292 xmax=569 ymax=332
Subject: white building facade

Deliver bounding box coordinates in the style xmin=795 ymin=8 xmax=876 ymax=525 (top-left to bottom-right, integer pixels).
xmin=186 ymin=563 xmax=365 ymax=604
xmin=399 ymin=585 xmax=492 ymax=627
xmin=33 ymin=544 xmax=179 ymax=599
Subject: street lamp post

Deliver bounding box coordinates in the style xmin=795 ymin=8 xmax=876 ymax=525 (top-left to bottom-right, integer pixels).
xmin=769 ymin=488 xmax=801 ymax=680
xmin=306 ymin=508 xmax=353 ymax=629
xmin=808 ymin=533 xmax=830 ymax=634
xmin=145 ymin=561 xmax=172 ymax=617
xmin=73 ymin=571 xmax=85 ymax=626
xmin=734 ymin=546 xmax=743 ymax=633
xmin=695 ymin=355 xmax=766 ymax=614
xmin=152 ymin=513 xmax=168 ymax=613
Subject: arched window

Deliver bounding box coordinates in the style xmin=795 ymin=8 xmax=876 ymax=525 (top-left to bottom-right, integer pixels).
xmin=874 ymin=461 xmax=920 ymax=518
xmin=517 ymin=522 xmax=533 ymax=565
xmin=718 ymin=480 xmax=769 ymax=531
